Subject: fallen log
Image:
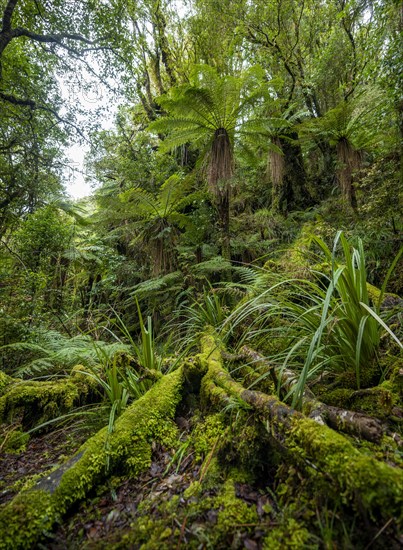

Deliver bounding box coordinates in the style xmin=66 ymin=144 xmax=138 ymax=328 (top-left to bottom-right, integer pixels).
xmin=240 ymin=345 xmax=386 ymax=443
xmin=0 ymin=366 xmax=99 ymax=428
xmin=199 ymin=333 xmax=403 ymax=523
xmin=0 ymin=367 xmax=184 ymax=550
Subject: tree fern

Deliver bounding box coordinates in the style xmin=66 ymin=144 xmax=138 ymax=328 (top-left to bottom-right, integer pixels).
xmin=120 ymin=174 xmax=197 ymax=276
xmin=301 ymin=89 xmax=386 ymax=206
xmin=149 ymin=65 xmax=266 ymax=260
xmin=1 ymin=329 xmax=131 ymax=378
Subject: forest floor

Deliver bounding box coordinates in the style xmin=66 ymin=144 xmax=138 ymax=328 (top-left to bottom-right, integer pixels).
xmin=0 ymin=410 xmax=276 ymax=550
xmin=0 ymin=336 xmax=402 ymax=549
xmin=1 ymin=401 xmax=402 ymax=549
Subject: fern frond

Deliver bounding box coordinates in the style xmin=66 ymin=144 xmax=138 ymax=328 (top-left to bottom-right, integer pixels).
xmin=190 ymin=256 xmax=232 ymax=275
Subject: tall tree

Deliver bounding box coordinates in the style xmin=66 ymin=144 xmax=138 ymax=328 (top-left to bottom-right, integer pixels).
xmin=149 ymin=65 xmax=264 ymax=260
xmin=0 ymin=0 xmax=129 ymax=231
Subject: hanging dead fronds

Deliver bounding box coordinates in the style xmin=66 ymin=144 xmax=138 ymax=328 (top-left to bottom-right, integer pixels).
xmin=268 ymin=137 xmax=285 ymax=188
xmin=337 ymin=137 xmax=361 ymax=207
xmin=207 ymin=127 xmax=234 ymax=199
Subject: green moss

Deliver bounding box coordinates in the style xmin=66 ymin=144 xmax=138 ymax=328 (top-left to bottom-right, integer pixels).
xmin=321 ymin=385 xmax=395 ymax=419
xmin=0 ymin=364 xmax=103 ymax=427
xmin=164 ymin=494 xmax=180 ymax=514
xmin=0 ymin=378 xmax=85 ymax=426
xmin=56 ymin=368 xmax=183 ymax=506
xmin=117 ymin=458 xmax=260 ymax=549
xmin=263 ymin=518 xmax=316 ymax=550
xmin=0 ymin=490 xmax=55 ymax=549
xmin=226 ymin=466 xmax=254 ymax=484
xmin=289 ymin=416 xmax=403 ymax=520
xmin=183 ymin=480 xmax=202 ymax=499
xmin=320 ymin=388 xmax=354 ymax=408
xmin=366 ymin=283 xmax=401 ymax=308
xmin=381 ymin=364 xmax=403 ymax=397
xmin=128 ymin=517 xmax=171 ymax=549
xmin=0 ymin=428 xmax=29 ymax=453
xmin=356 ymin=388 xmax=394 ymax=418
xmin=200 ymin=456 xmax=224 ymax=489
xmin=214 ymin=479 xmax=258 ymax=534
xmin=191 ymin=413 xmax=226 ymax=462
xmin=238 ymin=364 xmax=275 ymax=395
xmin=0 ymin=368 xmax=184 ymax=550
xmin=0 ymin=371 xmax=12 ymax=396
xmin=225 ymin=420 xmax=262 ymax=469
xmin=9 ymin=472 xmax=45 ymax=494
xmin=70 ymin=364 xmax=99 ymax=390
xmin=183 ymin=356 xmax=208 ymax=393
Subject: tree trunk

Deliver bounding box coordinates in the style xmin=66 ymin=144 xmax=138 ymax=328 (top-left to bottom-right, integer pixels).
xmin=280 ymin=131 xmax=311 ymax=211
xmin=269 ymin=137 xmax=285 ymax=215
xmin=208 ymin=128 xmax=233 ymax=261
xmin=270 ymin=133 xmax=312 ymax=215
xmin=1 ymin=334 xmax=401 ymax=549
xmin=0 ymin=369 xmax=184 ymax=549
xmin=337 ymin=137 xmax=359 ymax=208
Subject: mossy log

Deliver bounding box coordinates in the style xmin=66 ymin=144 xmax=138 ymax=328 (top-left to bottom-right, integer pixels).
xmin=0 ymin=366 xmax=100 ymax=428
xmin=0 ymin=371 xmax=12 ymax=396
xmin=240 ymin=345 xmax=386 ymax=443
xmin=1 ymin=337 xmax=401 ymax=548
xmin=0 ymin=368 xmax=184 ymax=550
xmin=200 ymin=334 xmax=403 ymax=523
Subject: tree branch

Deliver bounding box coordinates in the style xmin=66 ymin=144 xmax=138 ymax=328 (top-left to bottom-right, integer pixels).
xmin=1 ymin=0 xmax=18 ymax=33
xmin=0 ymin=91 xmax=89 ymax=142
xmin=11 ymin=28 xmax=95 ymax=46
xmin=0 ymin=91 xmax=35 ymax=107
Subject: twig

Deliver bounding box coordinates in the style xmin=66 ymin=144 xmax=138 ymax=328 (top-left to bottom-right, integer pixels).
xmin=364 ymin=517 xmax=394 ymax=549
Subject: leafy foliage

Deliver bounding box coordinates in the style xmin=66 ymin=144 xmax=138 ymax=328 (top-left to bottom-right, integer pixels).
xmin=229 ymin=233 xmax=402 ymax=408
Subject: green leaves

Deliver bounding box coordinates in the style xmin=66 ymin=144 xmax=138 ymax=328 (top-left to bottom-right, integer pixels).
xmin=148 ymin=64 xmax=266 ymax=156
xmin=230 ymin=231 xmax=402 ymax=409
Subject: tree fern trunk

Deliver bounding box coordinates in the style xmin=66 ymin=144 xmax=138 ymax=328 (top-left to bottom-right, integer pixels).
xmin=208 ymin=128 xmax=233 ymax=261
xmin=270 ymin=134 xmax=311 ymax=215
xmin=280 ymin=131 xmax=311 ymax=210
xmin=269 ymin=137 xmax=285 ymax=214
xmin=218 ymin=192 xmax=231 ymax=261
xmin=337 ymin=137 xmax=359 ymax=208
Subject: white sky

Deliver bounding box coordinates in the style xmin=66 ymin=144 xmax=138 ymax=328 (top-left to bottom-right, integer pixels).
xmin=60 ymin=71 xmax=117 ymax=200
xmin=64 ymin=104 xmax=116 ymax=200
xmin=63 ymin=0 xmax=189 ymax=200
xmin=65 ymin=143 xmax=91 ymax=200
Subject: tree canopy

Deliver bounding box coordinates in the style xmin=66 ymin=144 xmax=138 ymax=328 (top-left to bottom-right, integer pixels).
xmin=0 ymin=1 xmax=402 ymax=548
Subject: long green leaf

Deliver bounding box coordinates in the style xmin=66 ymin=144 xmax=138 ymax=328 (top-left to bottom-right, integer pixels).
xmin=360 ymin=302 xmax=403 ymax=349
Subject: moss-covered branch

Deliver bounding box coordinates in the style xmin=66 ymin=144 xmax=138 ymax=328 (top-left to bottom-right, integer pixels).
xmin=0 ymin=366 xmax=99 ymax=428
xmin=200 ymin=333 xmax=403 ymax=522
xmin=241 ymin=345 xmax=386 ymax=443
xmin=0 ymin=368 xmax=184 ymax=550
